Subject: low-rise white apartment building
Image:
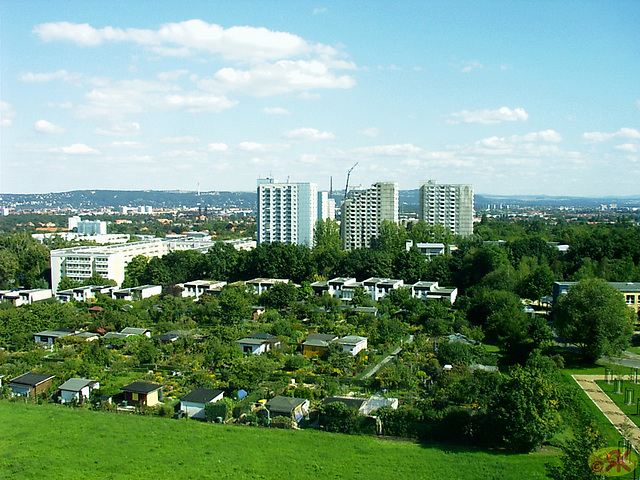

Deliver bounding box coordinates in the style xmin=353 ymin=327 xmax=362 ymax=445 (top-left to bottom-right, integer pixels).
xmin=50 ymin=237 xmax=251 ymax=293
xmin=0 ymin=289 xmax=52 ymax=306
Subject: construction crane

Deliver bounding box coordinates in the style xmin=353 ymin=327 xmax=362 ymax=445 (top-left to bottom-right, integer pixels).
xmin=343 ymin=162 xmax=358 ymax=201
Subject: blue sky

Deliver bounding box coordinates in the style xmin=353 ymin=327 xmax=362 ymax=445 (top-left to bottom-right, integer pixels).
xmin=1 ymin=0 xmax=638 ymax=196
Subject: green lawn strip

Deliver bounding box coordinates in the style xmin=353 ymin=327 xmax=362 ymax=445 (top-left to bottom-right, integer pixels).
xmin=0 ymin=401 xmax=553 ymax=480
xmin=559 ymin=372 xmax=622 ymax=444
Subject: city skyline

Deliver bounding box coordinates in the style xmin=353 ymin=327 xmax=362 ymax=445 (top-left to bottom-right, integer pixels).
xmin=1 ymin=1 xmax=638 ymax=196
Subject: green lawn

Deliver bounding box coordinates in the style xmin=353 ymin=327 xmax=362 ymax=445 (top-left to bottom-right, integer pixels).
xmin=0 ymin=401 xmax=555 ymax=480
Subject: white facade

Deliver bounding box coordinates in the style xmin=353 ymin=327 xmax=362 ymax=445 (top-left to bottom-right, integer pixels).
xmin=411 ymin=281 xmax=458 ymax=303
xmin=337 ymin=336 xmax=368 ymax=356
xmin=362 ymin=277 xmax=405 ymax=302
xmin=317 ymin=191 xmax=336 ymax=221
xmin=33 ymin=232 xmax=130 ymax=245
xmin=341 ymin=182 xmax=398 ymax=250
xmin=181 ymin=398 xmax=221 ymax=419
xmin=50 ymin=238 xmax=239 ymax=294
xmin=68 ymin=216 xmax=81 ymax=231
xmin=0 ymin=289 xmax=52 ymax=306
xmin=59 ymin=378 xmax=99 ymax=404
xmin=181 ymin=280 xmax=227 ymax=298
xmin=257 ymin=178 xmax=317 ymax=247
xmin=418 ymin=181 xmax=474 ymax=237
xmin=51 ymin=240 xmax=167 ymax=293
xmin=113 ymin=286 xmax=162 ymax=301
xmin=77 ymin=220 xmax=108 ymax=235
xmin=245 ymin=278 xmax=291 ymax=295
xmin=236 ymin=338 xmax=270 ymax=354
xmin=405 ymin=240 xmax=447 ymax=258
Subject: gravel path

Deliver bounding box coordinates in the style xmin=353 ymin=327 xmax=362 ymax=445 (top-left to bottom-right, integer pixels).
xmin=572 ymin=374 xmax=640 ymax=449
xmin=361 ymin=335 xmax=414 ymax=380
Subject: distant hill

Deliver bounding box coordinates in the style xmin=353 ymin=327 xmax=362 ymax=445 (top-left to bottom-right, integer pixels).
xmin=1 ymin=189 xmax=639 ymax=211
xmin=475 ymin=194 xmax=640 ymax=208
xmin=0 ymin=190 xmax=256 ymax=211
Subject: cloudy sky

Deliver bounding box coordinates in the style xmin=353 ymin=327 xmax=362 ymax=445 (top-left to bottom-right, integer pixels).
xmin=1 ymin=1 xmax=638 ymax=196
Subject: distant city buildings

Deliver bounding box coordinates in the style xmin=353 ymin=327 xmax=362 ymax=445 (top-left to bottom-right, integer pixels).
xmin=120 ymin=206 xmax=154 ymax=215
xmin=317 ymin=191 xmax=336 ymax=221
xmin=418 ymin=181 xmax=474 ymax=237
xmin=257 ymin=178 xmax=317 ymax=247
xmin=68 ymin=216 xmax=108 ymax=235
xmin=341 ymin=182 xmax=398 ymax=250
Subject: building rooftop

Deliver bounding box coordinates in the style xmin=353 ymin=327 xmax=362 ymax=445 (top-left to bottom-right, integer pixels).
xmin=120 ymin=327 xmax=151 ymax=335
xmin=10 ymin=373 xmax=55 ymax=387
xmin=337 ymin=335 xmax=367 ymax=345
xmin=322 ymin=396 xmax=368 ymax=410
xmin=265 ymin=395 xmax=307 ymax=413
xmin=34 ymin=329 xmax=74 ymax=338
xmin=59 ymin=378 xmax=98 ymax=392
xmin=180 ymin=388 xmax=224 ymax=404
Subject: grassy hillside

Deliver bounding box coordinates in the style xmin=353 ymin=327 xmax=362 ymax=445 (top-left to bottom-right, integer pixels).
xmin=0 ymin=401 xmax=554 ymax=479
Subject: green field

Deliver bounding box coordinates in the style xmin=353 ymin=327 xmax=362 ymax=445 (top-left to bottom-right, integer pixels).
xmin=0 ymin=401 xmax=555 ymax=480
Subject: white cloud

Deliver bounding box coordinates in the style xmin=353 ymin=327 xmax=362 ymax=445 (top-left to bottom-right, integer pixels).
xmin=149 ymin=46 xmax=193 ymax=57
xmin=353 ymin=144 xmax=422 ymax=156
xmin=0 ymin=102 xmax=16 ymax=127
xmin=20 ymin=69 xmax=80 ymax=83
xmin=59 ymin=143 xmax=100 ymax=154
xmin=313 ymin=7 xmax=327 ymax=14
xmin=299 ymin=92 xmax=321 ymax=99
xmin=94 ymin=122 xmax=140 ymax=136
xmin=34 ymin=120 xmax=66 ymax=133
xmin=238 ymin=141 xmax=288 ymax=152
xmin=197 ymin=60 xmax=355 ymax=97
xmin=356 ymin=127 xmax=381 ymax=138
xmin=474 ymin=134 xmax=564 ymax=156
xmin=262 ymin=107 xmax=291 ymax=115
xmin=582 ymin=128 xmax=640 ymax=143
xmin=157 ymin=69 xmax=190 ymax=81
xmin=163 ymin=92 xmax=238 ymax=113
xmin=33 ymin=19 xmax=316 ymax=63
xmin=282 ymin=127 xmax=334 ymax=140
xmin=519 ymin=130 xmax=562 ymax=142
xmin=478 ymin=130 xmax=562 ymax=148
xmin=208 ymin=143 xmax=228 ymax=151
xmin=461 ymin=60 xmax=483 ymax=73
xmin=111 ymin=141 xmax=143 ymax=148
xmin=160 ymin=149 xmax=206 ymax=161
xmin=78 ymin=79 xmax=237 ymax=116
xmin=615 ymin=143 xmax=639 ymax=153
xmin=161 ymin=136 xmax=199 ymax=144
xmin=447 ymin=107 xmax=529 ymax=124
xmin=299 ymin=154 xmax=319 ymax=164
xmin=45 ymin=101 xmax=73 ymax=109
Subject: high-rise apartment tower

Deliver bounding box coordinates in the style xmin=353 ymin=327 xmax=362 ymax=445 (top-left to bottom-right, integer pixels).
xmin=341 ymin=182 xmax=398 ymax=250
xmin=418 ymin=181 xmax=474 ymax=236
xmin=257 ymin=178 xmax=317 ymax=247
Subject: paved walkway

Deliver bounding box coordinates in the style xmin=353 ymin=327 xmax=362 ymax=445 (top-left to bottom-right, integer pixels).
xmin=573 ymin=374 xmax=640 ymax=449
xmin=361 ymin=335 xmax=414 ymax=380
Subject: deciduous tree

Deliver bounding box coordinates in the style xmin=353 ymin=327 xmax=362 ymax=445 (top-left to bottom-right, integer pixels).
xmin=554 ymin=278 xmax=634 ymax=361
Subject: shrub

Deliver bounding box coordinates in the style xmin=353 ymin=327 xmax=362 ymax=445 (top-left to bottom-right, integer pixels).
xmin=205 ymin=401 xmax=229 ymax=422
xmin=270 ymin=415 xmax=294 ymax=429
